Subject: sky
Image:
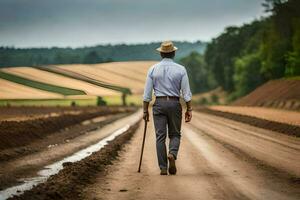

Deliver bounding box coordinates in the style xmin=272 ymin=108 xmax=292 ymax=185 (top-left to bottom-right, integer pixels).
xmin=0 ymin=0 xmax=267 ymax=48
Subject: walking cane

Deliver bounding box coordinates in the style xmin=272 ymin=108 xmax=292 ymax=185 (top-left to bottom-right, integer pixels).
xmin=138 ymin=119 xmax=148 ymax=172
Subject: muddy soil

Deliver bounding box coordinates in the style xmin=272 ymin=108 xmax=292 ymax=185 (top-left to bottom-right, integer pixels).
xmin=0 ymin=110 xmax=141 ymax=191
xmin=0 ymin=107 xmax=136 ymax=151
xmin=0 ymin=113 xmax=129 ymax=163
xmin=8 ymin=121 xmax=140 ymax=200
xmin=0 ymin=106 xmax=131 ymax=122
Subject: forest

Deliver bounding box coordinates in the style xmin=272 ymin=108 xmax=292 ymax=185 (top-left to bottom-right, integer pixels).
xmin=180 ymin=0 xmax=300 ymax=100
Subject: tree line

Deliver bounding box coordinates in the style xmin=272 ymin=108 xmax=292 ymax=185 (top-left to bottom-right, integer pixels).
xmin=0 ymin=41 xmax=206 ymax=68
xmin=180 ymin=0 xmax=300 ymax=101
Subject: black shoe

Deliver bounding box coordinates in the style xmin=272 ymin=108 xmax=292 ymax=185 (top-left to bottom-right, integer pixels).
xmin=160 ymin=168 xmax=168 ymax=175
xmin=168 ymin=154 xmax=177 ymax=175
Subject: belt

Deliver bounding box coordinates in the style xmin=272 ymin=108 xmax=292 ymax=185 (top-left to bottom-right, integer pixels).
xmin=156 ymin=96 xmax=180 ymax=101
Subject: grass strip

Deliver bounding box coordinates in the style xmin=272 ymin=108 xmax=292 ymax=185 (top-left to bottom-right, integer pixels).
xmin=0 ymin=71 xmax=86 ymax=95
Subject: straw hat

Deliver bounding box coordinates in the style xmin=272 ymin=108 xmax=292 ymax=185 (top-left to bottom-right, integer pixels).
xmin=156 ymin=41 xmax=178 ymax=53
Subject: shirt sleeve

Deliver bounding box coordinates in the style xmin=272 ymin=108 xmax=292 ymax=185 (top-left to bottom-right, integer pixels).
xmin=181 ymin=69 xmax=192 ymax=102
xmin=143 ymin=67 xmax=154 ymax=102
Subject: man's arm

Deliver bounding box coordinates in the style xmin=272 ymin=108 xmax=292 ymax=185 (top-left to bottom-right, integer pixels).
xmin=181 ymin=70 xmax=193 ymax=122
xmin=185 ymin=101 xmax=192 ymax=122
xmin=143 ymin=101 xmax=150 ymax=121
xmin=142 ymin=68 xmax=154 ymax=121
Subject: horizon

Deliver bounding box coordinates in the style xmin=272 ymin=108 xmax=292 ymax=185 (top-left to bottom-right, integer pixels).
xmin=0 ymin=40 xmax=206 ymax=49
xmin=0 ymin=0 xmax=267 ymax=48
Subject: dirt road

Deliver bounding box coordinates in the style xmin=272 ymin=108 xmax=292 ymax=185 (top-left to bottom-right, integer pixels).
xmin=84 ymin=111 xmax=300 ymax=200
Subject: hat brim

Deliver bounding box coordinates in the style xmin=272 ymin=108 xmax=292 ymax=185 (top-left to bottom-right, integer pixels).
xmin=156 ymin=46 xmax=178 ymax=53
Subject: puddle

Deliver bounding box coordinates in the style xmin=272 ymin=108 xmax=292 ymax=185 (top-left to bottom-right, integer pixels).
xmin=0 ymin=123 xmax=134 ymax=200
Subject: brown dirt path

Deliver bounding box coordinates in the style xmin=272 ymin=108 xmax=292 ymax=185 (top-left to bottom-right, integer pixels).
xmin=84 ymin=111 xmax=300 ymax=200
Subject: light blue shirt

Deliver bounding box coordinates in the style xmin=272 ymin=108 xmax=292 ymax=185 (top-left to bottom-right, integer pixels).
xmin=143 ymin=58 xmax=192 ymax=102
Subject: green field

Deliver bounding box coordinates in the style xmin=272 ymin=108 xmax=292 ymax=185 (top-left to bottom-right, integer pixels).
xmin=0 ymin=98 xmax=97 ymax=106
xmin=103 ymin=94 xmax=142 ymax=106
xmin=0 ymin=94 xmax=142 ymax=107
xmin=0 ymin=71 xmax=86 ymax=95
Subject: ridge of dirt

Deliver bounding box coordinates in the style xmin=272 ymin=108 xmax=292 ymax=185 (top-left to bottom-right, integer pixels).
xmin=0 ymin=107 xmax=136 ymax=151
xmin=0 ymin=111 xmax=141 ymax=190
xmin=209 ymin=106 xmax=300 ymax=126
xmin=196 ymin=107 xmax=300 ymax=137
xmin=232 ymin=79 xmax=300 ymax=110
xmin=0 ymin=112 xmax=129 ymax=164
xmin=0 ymin=106 xmax=127 ymax=121
xmin=8 ymin=121 xmax=140 ymax=200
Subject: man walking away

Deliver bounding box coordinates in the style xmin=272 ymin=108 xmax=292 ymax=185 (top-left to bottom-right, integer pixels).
xmin=143 ymin=41 xmax=193 ymax=175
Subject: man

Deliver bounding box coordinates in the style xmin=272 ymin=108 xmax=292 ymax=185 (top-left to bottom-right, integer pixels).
xmin=143 ymin=41 xmax=193 ymax=175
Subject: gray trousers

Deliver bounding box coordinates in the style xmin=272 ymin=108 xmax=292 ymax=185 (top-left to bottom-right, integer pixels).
xmin=152 ymin=98 xmax=182 ymax=170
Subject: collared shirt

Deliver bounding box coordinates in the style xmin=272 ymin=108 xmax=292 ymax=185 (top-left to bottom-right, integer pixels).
xmin=143 ymin=58 xmax=192 ymax=102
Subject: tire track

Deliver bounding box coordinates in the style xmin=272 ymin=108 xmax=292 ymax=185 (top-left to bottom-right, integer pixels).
xmin=192 ymin=112 xmax=300 ymax=177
